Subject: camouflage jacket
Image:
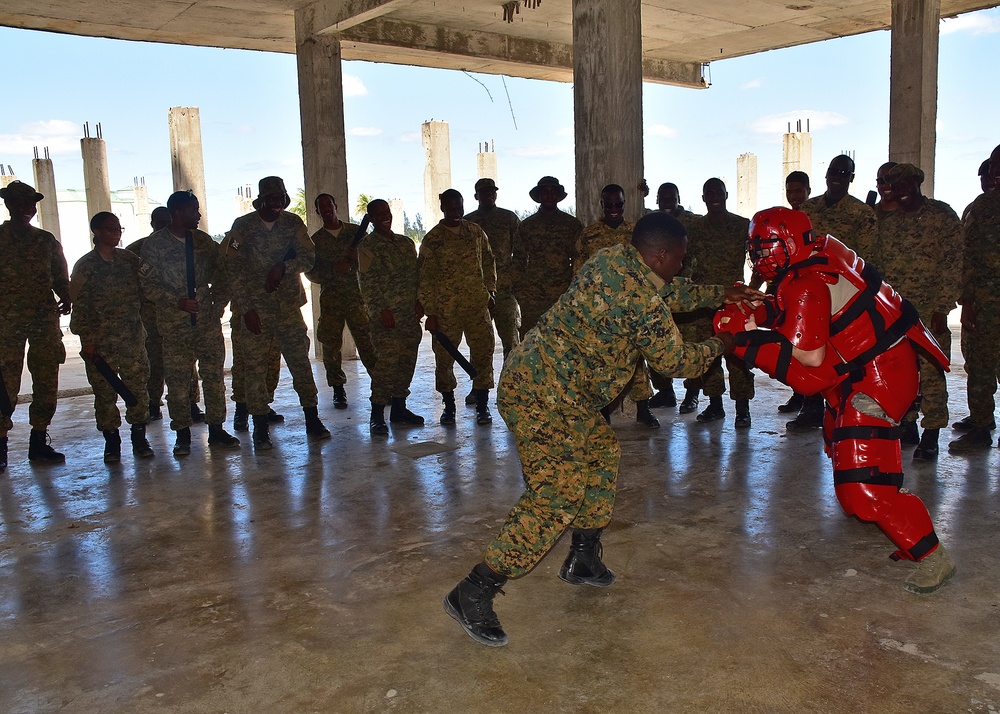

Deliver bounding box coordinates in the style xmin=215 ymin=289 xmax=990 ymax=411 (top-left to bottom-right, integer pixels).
xmin=681 ymin=212 xmax=750 ymax=285
xmin=417 ymin=220 xmax=497 ymax=316
xmin=305 ymin=222 xmax=363 ymax=300
xmin=500 ymin=243 xmax=727 ymax=413
xmin=139 ymin=228 xmax=229 ymax=326
xmin=358 ymin=231 xmax=420 ymax=316
xmin=69 ymin=248 xmax=144 ymax=347
xmin=961 ymin=189 xmax=1000 ymax=306
xmin=511 ymin=208 xmax=582 ymax=301
xmin=0 ymin=221 xmax=69 ymax=325
xmin=871 ymin=197 xmax=963 ymax=317
xmin=464 ymin=205 xmax=519 ymax=292
xmin=223 ymin=210 xmax=315 ymax=314
xmin=801 ymin=193 xmax=877 ymax=260
xmin=669 ymin=207 xmax=701 ymax=228
xmin=575 ymin=219 xmax=635 ymax=274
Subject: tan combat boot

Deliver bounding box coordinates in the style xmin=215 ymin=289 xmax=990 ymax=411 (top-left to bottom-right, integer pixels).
xmin=904 ymin=544 xmax=956 ymax=594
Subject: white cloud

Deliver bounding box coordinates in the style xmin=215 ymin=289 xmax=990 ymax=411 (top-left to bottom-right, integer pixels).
xmin=749 ymin=110 xmax=848 ymax=135
xmin=398 ymin=132 xmax=420 ymax=143
xmin=342 ymin=74 xmax=369 ymax=97
xmin=648 ymin=123 xmax=678 ymax=138
xmin=508 ymin=144 xmax=571 ymax=158
xmin=554 ymin=127 xmax=573 ymax=137
xmin=349 ymin=127 xmax=383 ymax=137
xmin=940 ymin=13 xmax=1000 ymax=35
xmin=741 ymin=78 xmax=763 ymax=90
xmin=0 ymin=119 xmax=80 ymax=156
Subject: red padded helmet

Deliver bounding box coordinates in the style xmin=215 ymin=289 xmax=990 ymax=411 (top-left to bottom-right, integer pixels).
xmin=747 ymin=207 xmax=815 ymax=280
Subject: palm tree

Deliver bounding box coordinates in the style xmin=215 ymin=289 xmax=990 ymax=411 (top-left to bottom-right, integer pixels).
xmin=355 ymin=193 xmax=373 ymax=219
xmin=290 ymin=188 xmax=307 ymax=219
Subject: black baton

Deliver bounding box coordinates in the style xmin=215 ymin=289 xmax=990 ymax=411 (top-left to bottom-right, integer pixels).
xmin=350 ymin=214 xmax=372 ymax=249
xmin=432 ymin=331 xmax=478 ymax=380
xmin=89 ymin=354 xmax=139 ymax=408
xmin=185 ymin=233 xmax=197 ymax=326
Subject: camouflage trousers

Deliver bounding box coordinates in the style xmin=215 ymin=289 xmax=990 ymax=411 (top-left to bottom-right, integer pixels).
xmin=236 ymin=306 xmax=318 ymax=416
xmin=83 ymin=343 xmax=150 ymax=431
xmin=492 ymin=289 xmax=521 ymax=359
xmin=485 ymin=391 xmax=620 ymax=579
xmin=368 ymin=311 xmax=422 ymax=405
xmin=903 ymin=326 xmax=950 ymax=429
xmin=679 ymin=313 xmax=754 ymax=400
xmin=0 ymin=317 xmax=66 ymax=435
xmin=432 ymin=307 xmax=495 ymax=393
xmin=316 ymin=294 xmax=377 ymax=387
xmin=961 ymin=305 xmax=1000 ymax=427
xmin=142 ymin=306 xmax=199 ymax=408
xmin=517 ymin=292 xmax=562 ymax=340
xmin=230 ymin=312 xmax=280 ymax=406
xmin=160 ymin=315 xmax=227 ymax=431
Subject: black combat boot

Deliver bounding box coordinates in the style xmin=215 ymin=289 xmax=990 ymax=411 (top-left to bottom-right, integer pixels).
xmin=734 ymin=399 xmax=752 ymax=429
xmin=28 ymin=429 xmax=65 ymax=463
xmin=252 ymin=414 xmax=272 ymax=450
xmin=948 ymin=426 xmax=993 ymax=453
xmin=369 ymin=404 xmax=388 ymax=436
xmin=172 ymin=427 xmax=191 ymax=457
xmin=131 ymin=424 xmax=154 ymax=459
xmin=332 ymin=385 xmax=348 ymax=410
xmin=953 ymin=415 xmax=995 ymax=431
xmin=899 ymin=420 xmax=920 ymax=446
xmin=475 ymin=389 xmax=493 ymax=426
xmin=648 ymin=382 xmax=676 ymax=408
xmin=635 ymin=400 xmax=660 ymax=428
xmin=913 ymin=428 xmax=940 ymax=461
xmin=389 ymin=397 xmax=424 ymax=425
xmin=786 ymin=396 xmax=825 ymax=432
xmin=443 ymin=562 xmax=509 ymax=647
xmin=103 ymin=429 xmax=121 ymax=464
xmin=208 ymin=423 xmax=241 ymax=448
xmin=440 ymin=391 xmax=457 ymax=425
xmin=778 ymin=392 xmax=804 ymax=414
xmin=1 ymin=436 xmax=7 ymax=472
xmin=190 ymin=403 xmax=206 ymax=423
xmin=267 ymin=408 xmax=284 ymax=423
xmin=148 ymin=403 xmax=163 ymax=421
xmin=464 ymin=389 xmax=477 ymax=406
xmin=558 ymin=528 xmax=617 ymax=587
xmin=696 ymin=396 xmax=725 ymax=423
xmin=304 ymin=406 xmax=331 ymax=439
xmin=233 ymin=402 xmax=249 ymax=432
xmin=678 ymin=386 xmax=700 ymax=415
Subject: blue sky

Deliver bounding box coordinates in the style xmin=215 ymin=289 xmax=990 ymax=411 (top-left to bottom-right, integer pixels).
xmin=1 ymin=8 xmax=998 ymax=236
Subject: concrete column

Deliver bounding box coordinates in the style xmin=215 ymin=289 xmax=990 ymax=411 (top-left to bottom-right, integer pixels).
xmin=133 ymin=179 xmax=151 ymax=233
xmin=295 ymin=10 xmax=351 ymax=359
xmin=31 ymin=149 xmax=61 ymax=241
xmin=81 ymin=123 xmax=112 ymax=220
xmin=421 ymin=121 xmax=451 ymax=227
xmin=477 ymin=141 xmax=498 ymax=182
xmin=168 ymin=107 xmax=210 ymax=232
xmin=889 ymin=0 xmax=940 ymax=196
xmin=236 ymin=185 xmax=255 ymax=216
xmin=736 ymin=153 xmax=758 ymax=218
xmin=782 ymin=125 xmax=813 ymax=204
xmin=0 ymin=165 xmax=16 ymax=222
xmin=573 ymin=0 xmax=644 ymax=225
xmin=388 ymin=199 xmax=405 ymax=235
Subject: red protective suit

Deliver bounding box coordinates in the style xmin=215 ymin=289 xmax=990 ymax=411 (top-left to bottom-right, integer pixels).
xmin=719 ymin=232 xmax=949 ymax=562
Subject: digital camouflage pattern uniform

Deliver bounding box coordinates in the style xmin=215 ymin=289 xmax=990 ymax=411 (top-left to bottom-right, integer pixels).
xmin=305 ymin=222 xmax=377 ymax=387
xmin=223 ymin=211 xmax=318 ymax=417
xmin=486 ymin=244 xmax=729 ymax=577
xmin=511 ymin=209 xmax=582 ymax=337
xmin=359 ymin=231 xmax=422 ymax=405
xmin=464 ymin=205 xmax=521 ymax=357
xmin=70 ymin=248 xmax=150 ymax=430
xmin=676 ymin=212 xmax=753 ymax=402
xmin=871 ymin=198 xmax=963 ymax=429
xmin=127 ymin=236 xmax=199 ymax=410
xmin=418 ymin=219 xmax=497 ymax=393
xmin=139 ymin=228 xmax=229 ymax=431
xmin=801 ymin=193 xmax=878 ymax=261
xmin=0 ymin=221 xmax=69 ymax=435
xmin=959 ymin=189 xmax=1000 ymax=427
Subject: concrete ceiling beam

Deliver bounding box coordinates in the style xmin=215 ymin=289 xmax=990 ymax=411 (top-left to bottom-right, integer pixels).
xmin=303 ymin=0 xmax=420 ymax=34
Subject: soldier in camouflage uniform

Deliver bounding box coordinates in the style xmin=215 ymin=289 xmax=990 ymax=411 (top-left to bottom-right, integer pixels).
xmin=874 ymin=162 xmax=899 ymax=221
xmin=576 ymin=184 xmax=658 ymax=428
xmin=419 ymin=189 xmax=497 ymax=426
xmin=71 ymin=212 xmax=154 ymax=463
xmin=127 ymin=206 xmax=203 ymax=424
xmin=512 ymin=176 xmax=582 ymax=338
xmin=675 ymin=178 xmax=755 ymax=428
xmin=0 ymin=181 xmax=71 ymax=469
xmin=950 ymin=145 xmax=1000 ymax=453
xmin=870 ymin=163 xmax=962 ymax=460
xmin=443 ymin=212 xmax=763 ymax=647
xmin=224 ymin=176 xmax=329 ymax=449
xmin=140 ymin=191 xmax=240 ymax=457
xmin=305 ymin=193 xmax=377 ymax=410
xmin=358 ymin=199 xmax=424 ymax=435
xmin=464 ymin=178 xmax=521 ymax=360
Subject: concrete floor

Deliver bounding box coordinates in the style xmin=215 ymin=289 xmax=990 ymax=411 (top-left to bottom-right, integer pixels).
xmin=2 ymin=331 xmax=999 ymax=713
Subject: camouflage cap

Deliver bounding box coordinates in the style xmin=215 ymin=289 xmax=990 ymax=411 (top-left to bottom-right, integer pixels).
xmin=475 ymin=178 xmax=498 ymax=192
xmin=529 ymin=176 xmax=567 ymax=203
xmin=257 ymin=176 xmax=288 ymax=198
xmin=0 ymin=180 xmax=43 ymax=203
xmin=883 ymin=163 xmax=925 ymax=185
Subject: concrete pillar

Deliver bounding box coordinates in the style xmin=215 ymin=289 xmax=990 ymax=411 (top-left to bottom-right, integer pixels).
xmin=573 ymin=0 xmax=644 ymax=226
xmin=782 ymin=123 xmax=813 ymax=205
xmin=736 ymin=153 xmax=758 ymax=218
xmin=32 ymin=148 xmax=62 ymax=242
xmin=889 ymin=0 xmax=940 ymax=196
xmin=168 ymin=107 xmax=210 ymax=232
xmin=477 ymin=141 xmax=498 ymax=182
xmin=81 ymin=122 xmax=112 ymax=220
xmin=421 ymin=121 xmax=451 ymax=227
xmin=133 ymin=178 xmax=151 ymax=233
xmin=388 ymin=199 xmax=405 ymax=235
xmin=0 ymin=165 xmax=16 ymax=222
xmin=236 ymin=185 xmax=255 ymax=216
xmin=295 ymin=10 xmax=351 ymax=359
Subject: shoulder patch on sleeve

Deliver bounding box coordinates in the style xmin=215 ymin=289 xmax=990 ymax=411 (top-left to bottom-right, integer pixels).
xmin=139 ymin=261 xmax=153 ymax=278
xmin=358 ymin=246 xmax=374 ymax=274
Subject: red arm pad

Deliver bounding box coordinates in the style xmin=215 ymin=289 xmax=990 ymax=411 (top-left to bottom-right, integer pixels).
xmin=733 ymin=329 xmax=843 ymax=396
xmin=713 ymin=297 xmax=778 ymax=334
